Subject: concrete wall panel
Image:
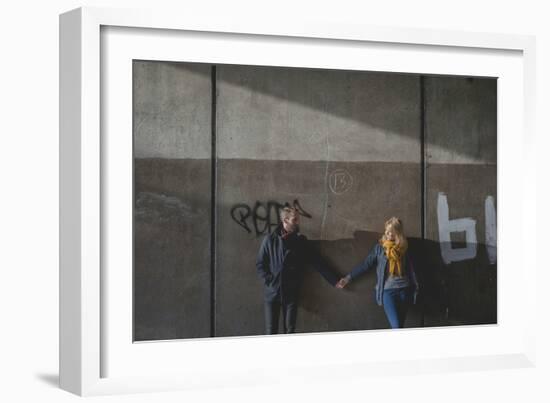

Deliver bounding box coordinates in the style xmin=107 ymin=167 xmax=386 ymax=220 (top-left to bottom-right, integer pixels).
xmin=134 ymin=61 xmax=212 ymax=159
xmin=425 ymin=76 xmax=497 ymax=164
xmin=216 ymin=159 xmax=422 ymax=336
xmin=215 ymin=63 xmax=423 ymax=336
xmin=423 ymin=77 xmax=497 ymax=326
xmin=133 ymin=61 xmax=212 ymax=341
xmin=217 ymin=65 xmax=421 ymax=162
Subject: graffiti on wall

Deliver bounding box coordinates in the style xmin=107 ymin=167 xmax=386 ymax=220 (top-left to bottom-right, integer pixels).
xmin=230 ymin=192 xmax=497 ymax=263
xmin=329 ymin=169 xmax=354 ymax=195
xmin=230 ymin=199 xmax=312 ymax=236
xmin=437 ymin=192 xmax=497 ymax=265
xmin=485 ymin=195 xmax=497 ymax=265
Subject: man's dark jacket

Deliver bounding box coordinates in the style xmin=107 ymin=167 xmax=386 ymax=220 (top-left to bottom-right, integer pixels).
xmin=256 ymin=226 xmax=338 ymax=303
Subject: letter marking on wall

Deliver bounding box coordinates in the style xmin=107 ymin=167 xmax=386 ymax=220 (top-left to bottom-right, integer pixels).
xmin=437 ymin=192 xmax=477 ymax=264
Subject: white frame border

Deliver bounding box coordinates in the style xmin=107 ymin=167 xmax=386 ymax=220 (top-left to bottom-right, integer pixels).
xmin=59 ymin=6 xmax=537 ymax=396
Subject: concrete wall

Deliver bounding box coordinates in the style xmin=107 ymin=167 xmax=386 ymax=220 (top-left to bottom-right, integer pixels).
xmin=133 ymin=61 xmax=497 ymax=341
xmin=133 ymin=62 xmax=212 ymax=340
xmin=422 ymin=76 xmax=497 ymax=326
xmin=216 ymin=66 xmax=422 ymax=336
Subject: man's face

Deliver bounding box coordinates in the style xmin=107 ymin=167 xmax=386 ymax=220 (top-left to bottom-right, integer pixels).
xmin=283 ymin=215 xmax=300 ymax=233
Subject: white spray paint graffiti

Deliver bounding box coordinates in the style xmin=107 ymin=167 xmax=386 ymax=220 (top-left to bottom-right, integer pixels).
xmin=437 ymin=192 xmax=497 ymax=265
xmin=485 ymin=196 xmax=497 ymax=264
xmin=437 ymin=193 xmax=477 ymax=264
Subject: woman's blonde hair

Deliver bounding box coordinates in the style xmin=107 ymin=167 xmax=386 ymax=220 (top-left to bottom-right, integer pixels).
xmin=380 ymin=217 xmax=408 ymax=249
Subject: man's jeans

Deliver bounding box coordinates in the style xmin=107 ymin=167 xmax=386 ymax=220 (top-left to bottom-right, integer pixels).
xmin=382 ymin=287 xmax=413 ymax=329
xmin=264 ymin=300 xmax=297 ymax=334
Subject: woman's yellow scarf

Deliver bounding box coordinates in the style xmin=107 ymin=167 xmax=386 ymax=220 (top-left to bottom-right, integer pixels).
xmin=382 ymin=240 xmax=406 ymax=277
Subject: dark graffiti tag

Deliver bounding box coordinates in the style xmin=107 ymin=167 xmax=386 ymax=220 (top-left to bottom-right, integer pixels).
xmin=230 ymin=199 xmax=312 ymax=236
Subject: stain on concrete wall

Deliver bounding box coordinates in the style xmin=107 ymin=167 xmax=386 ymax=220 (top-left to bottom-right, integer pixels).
xmin=133 ymin=61 xmax=497 ymax=340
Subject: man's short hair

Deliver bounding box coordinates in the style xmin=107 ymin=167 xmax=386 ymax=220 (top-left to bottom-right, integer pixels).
xmin=279 ymin=207 xmax=298 ymax=222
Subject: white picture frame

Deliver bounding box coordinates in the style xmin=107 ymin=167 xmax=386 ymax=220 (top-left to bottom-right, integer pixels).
xmin=59 ymin=6 xmax=537 ymax=396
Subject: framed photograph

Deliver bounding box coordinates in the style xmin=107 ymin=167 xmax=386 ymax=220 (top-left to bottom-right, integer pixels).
xmin=60 ymin=6 xmax=537 ymax=396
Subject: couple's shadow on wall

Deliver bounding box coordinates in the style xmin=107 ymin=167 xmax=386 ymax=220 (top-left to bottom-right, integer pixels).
xmin=299 ymin=230 xmax=497 ymax=331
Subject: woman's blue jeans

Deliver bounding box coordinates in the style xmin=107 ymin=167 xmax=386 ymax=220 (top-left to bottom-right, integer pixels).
xmin=382 ymin=287 xmax=413 ymax=328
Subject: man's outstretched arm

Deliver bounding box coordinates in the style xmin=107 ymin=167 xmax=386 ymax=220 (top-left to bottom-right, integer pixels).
xmin=304 ymin=239 xmax=338 ymax=286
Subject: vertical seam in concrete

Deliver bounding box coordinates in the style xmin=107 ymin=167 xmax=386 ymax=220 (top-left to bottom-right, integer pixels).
xmin=321 ymin=133 xmax=330 ymax=240
xmin=210 ymin=65 xmax=217 ymax=337
xmin=131 ymin=61 xmax=136 ymax=344
xmin=420 ymin=75 xmax=426 ymax=328
xmin=420 ymin=76 xmax=426 ymax=240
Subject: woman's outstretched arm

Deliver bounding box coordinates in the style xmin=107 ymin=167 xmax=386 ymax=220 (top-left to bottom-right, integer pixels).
xmin=336 ymin=244 xmax=379 ymax=288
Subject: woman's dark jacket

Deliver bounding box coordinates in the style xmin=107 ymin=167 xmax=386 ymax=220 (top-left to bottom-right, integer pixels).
xmin=349 ymin=243 xmax=419 ymax=306
xmin=256 ymin=226 xmax=338 ymax=303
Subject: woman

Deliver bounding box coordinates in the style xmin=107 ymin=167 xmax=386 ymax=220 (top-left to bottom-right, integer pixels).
xmin=336 ymin=217 xmax=419 ymax=329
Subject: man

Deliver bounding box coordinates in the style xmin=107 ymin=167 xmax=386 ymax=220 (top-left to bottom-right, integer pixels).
xmin=256 ymin=207 xmax=338 ymax=334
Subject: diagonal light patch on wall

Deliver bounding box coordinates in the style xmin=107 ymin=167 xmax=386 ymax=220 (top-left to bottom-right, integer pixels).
xmin=216 ymin=65 xmax=421 ymax=163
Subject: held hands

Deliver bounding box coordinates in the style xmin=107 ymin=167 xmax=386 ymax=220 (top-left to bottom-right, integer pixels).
xmin=335 ymin=275 xmax=351 ymax=289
